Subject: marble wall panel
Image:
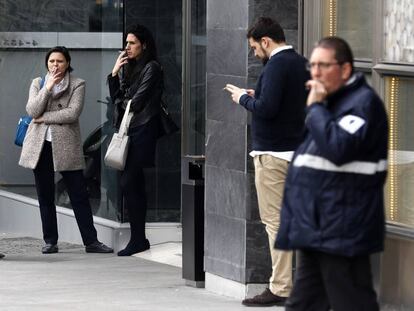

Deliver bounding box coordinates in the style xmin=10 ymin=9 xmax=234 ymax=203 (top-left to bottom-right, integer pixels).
xmin=206 ymin=73 xmax=248 ymax=124
xmin=249 ymin=0 xmax=298 ymax=29
xmin=384 ymin=0 xmax=414 ymax=62
xmin=205 ymin=165 xmax=247 ymax=219
xmin=205 ymin=119 xmax=246 ymax=172
xmin=245 ymin=221 xmax=272 ymax=282
xmin=204 ymin=212 xmax=246 ymax=282
xmin=207 ymin=28 xmax=248 ymax=76
xmin=207 ymin=0 xmax=249 ymax=30
xmin=245 ymin=168 xmax=260 ymax=221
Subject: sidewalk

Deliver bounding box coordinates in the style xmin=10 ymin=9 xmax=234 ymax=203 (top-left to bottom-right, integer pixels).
xmin=0 ymin=234 xmax=284 ymax=311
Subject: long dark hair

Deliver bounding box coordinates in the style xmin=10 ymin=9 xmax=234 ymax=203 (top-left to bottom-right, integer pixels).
xmin=122 ymin=24 xmax=158 ymax=87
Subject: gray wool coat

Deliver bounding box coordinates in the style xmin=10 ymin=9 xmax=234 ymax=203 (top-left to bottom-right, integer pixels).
xmin=19 ymin=73 xmax=86 ymax=172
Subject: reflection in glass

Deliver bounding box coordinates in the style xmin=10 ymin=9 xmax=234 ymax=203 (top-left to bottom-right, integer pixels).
xmin=322 ymin=0 xmax=373 ymax=60
xmin=188 ymin=0 xmax=206 ymax=155
xmin=385 ymin=76 xmax=414 ymax=228
xmin=124 ymin=0 xmax=183 ymax=222
xmin=383 ymin=0 xmax=414 ymax=63
xmin=0 ymin=0 xmax=122 ymax=32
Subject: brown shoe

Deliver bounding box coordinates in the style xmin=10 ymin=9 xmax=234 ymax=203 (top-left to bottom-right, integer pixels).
xmin=242 ymin=288 xmax=287 ymax=307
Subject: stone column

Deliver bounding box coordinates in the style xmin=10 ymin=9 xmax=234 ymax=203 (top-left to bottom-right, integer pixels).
xmin=205 ymin=0 xmax=299 ymax=298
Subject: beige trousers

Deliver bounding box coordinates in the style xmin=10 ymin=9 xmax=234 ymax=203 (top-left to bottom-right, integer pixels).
xmin=254 ymin=155 xmax=292 ymax=297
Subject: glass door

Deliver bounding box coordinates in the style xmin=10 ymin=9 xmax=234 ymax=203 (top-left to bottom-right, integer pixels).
xmin=124 ymin=0 xmax=183 ymax=222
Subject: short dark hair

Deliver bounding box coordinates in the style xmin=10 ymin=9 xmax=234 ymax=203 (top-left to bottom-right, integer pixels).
xmin=125 ymin=24 xmax=158 ymax=64
xmin=45 ymin=46 xmax=73 ymax=72
xmin=247 ymin=17 xmax=285 ymax=43
xmin=316 ymin=36 xmax=354 ymax=74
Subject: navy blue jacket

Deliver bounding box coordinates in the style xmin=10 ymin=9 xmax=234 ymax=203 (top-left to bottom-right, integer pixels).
xmin=275 ymin=73 xmax=388 ymax=257
xmin=239 ymin=48 xmax=309 ymax=151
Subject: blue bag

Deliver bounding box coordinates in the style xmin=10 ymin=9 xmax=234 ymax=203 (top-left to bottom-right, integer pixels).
xmin=14 ymin=116 xmax=33 ymax=146
xmin=14 ymin=77 xmax=44 ymax=147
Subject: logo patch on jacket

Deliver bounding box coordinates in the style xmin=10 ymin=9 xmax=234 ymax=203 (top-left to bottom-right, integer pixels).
xmin=338 ymin=115 xmax=365 ymax=134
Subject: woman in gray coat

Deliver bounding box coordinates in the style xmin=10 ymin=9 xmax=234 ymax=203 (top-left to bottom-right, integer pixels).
xmin=19 ymin=46 xmax=113 ymax=254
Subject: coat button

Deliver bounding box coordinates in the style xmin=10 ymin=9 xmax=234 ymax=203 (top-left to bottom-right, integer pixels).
xmin=58 ymin=104 xmax=62 ymax=108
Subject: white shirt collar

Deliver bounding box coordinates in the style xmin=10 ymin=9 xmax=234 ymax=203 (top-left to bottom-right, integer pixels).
xmin=345 ymin=74 xmax=357 ymax=86
xmin=269 ymin=45 xmax=293 ymax=59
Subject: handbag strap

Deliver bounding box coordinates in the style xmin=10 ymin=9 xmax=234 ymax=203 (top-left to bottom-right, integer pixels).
xmin=118 ymin=99 xmax=133 ymax=136
xmin=40 ymin=77 xmax=45 ymax=89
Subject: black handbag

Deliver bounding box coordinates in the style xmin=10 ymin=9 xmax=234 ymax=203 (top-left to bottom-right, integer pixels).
xmin=159 ymin=102 xmax=179 ymax=137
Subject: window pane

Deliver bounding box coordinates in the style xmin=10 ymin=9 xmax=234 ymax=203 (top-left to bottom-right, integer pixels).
xmin=383 ymin=0 xmax=414 ymax=63
xmin=322 ymin=0 xmax=374 ymax=60
xmin=0 ymin=0 xmax=122 ymax=32
xmin=385 ymin=76 xmax=414 ymax=228
xmin=188 ymin=0 xmax=206 ymax=155
xmin=124 ymin=0 xmax=183 ymax=222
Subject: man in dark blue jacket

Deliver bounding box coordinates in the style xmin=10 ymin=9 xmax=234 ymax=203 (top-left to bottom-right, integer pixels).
xmin=276 ymin=37 xmax=388 ymax=311
xmin=224 ymin=17 xmax=309 ymax=307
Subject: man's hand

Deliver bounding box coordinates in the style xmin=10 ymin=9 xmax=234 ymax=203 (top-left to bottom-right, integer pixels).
xmin=223 ymin=84 xmax=247 ymax=104
xmin=305 ymin=80 xmax=328 ymax=106
xmin=246 ymin=89 xmax=255 ymax=97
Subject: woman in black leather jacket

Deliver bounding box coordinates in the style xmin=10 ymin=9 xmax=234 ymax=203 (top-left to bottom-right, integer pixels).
xmin=108 ymin=24 xmax=163 ymax=256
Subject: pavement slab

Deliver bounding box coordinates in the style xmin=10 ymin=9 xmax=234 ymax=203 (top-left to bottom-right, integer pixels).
xmin=0 ymin=234 xmax=282 ymax=311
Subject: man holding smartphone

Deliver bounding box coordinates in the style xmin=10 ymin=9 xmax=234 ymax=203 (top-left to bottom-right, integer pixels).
xmin=224 ymin=17 xmax=309 ymax=307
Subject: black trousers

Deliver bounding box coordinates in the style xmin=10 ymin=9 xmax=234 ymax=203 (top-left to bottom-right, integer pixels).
xmin=33 ymin=142 xmax=98 ymax=246
xmin=120 ymin=140 xmax=148 ymax=245
xmin=286 ymin=250 xmax=379 ymax=311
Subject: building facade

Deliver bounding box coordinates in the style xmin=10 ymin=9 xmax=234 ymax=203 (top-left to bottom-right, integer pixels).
xmin=0 ymin=0 xmax=413 ymax=309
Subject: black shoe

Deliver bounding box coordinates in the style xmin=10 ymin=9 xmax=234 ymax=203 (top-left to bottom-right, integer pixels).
xmin=117 ymin=239 xmax=150 ymax=256
xmin=85 ymin=241 xmax=113 ymax=253
xmin=0 ymin=253 xmax=5 ymax=259
xmin=242 ymin=288 xmax=287 ymax=307
xmin=42 ymin=244 xmax=58 ymax=254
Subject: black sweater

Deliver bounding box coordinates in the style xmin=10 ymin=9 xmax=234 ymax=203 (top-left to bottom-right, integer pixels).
xmin=239 ymin=49 xmax=309 ymax=151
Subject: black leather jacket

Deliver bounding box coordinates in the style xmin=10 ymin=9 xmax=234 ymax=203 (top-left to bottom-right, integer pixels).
xmin=108 ymin=60 xmax=163 ymax=130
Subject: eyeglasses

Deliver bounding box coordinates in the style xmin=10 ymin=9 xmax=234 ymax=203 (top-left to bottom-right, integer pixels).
xmin=306 ymin=62 xmax=341 ymax=71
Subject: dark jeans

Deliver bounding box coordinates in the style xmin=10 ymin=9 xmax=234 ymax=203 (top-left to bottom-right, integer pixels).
xmin=120 ymin=139 xmax=148 ymax=245
xmin=286 ymin=250 xmax=379 ymax=311
xmin=33 ymin=142 xmax=98 ymax=246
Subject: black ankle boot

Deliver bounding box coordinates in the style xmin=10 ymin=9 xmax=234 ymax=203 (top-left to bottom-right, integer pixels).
xmin=117 ymin=239 xmax=150 ymax=256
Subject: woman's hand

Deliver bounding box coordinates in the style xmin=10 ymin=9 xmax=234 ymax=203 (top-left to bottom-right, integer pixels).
xmin=45 ymin=67 xmax=64 ymax=91
xmin=33 ymin=116 xmax=45 ymax=123
xmin=112 ymin=51 xmax=128 ymax=77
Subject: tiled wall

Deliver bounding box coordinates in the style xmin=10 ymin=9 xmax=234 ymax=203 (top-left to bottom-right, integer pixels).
xmin=205 ymin=0 xmax=298 ymax=285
